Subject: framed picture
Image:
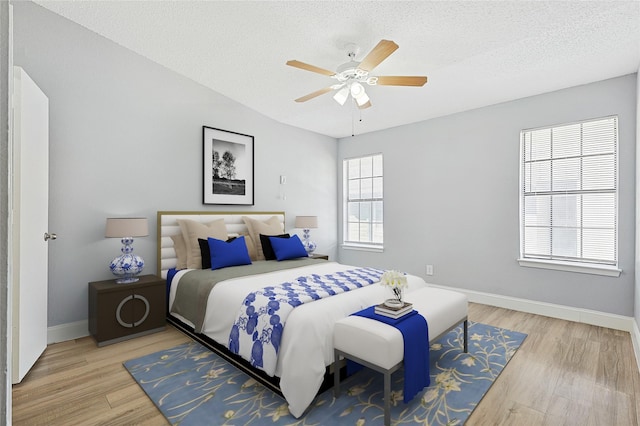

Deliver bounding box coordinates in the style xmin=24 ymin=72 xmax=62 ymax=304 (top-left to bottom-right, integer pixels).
xmin=202 ymin=126 xmax=254 ymax=205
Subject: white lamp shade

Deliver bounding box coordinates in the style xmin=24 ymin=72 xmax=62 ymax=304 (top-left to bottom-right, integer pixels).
xmin=355 ymin=91 xmax=370 ymax=106
xmin=105 ymin=217 xmax=149 ymax=238
xmin=295 ymin=216 xmax=318 ymax=229
xmin=350 ymin=82 xmax=365 ymax=97
xmin=333 ymin=86 xmax=349 ymax=106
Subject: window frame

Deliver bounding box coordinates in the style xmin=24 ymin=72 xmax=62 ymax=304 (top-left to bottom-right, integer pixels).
xmin=342 ymin=153 xmax=384 ymax=251
xmin=517 ymin=116 xmax=621 ymax=277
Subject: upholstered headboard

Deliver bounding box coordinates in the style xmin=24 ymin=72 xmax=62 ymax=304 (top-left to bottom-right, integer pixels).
xmin=156 ymin=211 xmax=285 ymax=278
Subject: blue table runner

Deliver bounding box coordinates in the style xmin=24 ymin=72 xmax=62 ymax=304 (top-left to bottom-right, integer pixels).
xmin=350 ymin=306 xmax=430 ymax=403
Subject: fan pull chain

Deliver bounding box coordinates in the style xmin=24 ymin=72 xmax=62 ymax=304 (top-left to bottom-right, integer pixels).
xmin=351 ymin=98 xmax=355 ymax=137
xmin=351 ymin=99 xmax=364 ymax=137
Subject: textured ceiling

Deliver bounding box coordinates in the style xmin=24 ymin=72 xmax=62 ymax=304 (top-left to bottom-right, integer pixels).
xmin=34 ymin=1 xmax=640 ymax=138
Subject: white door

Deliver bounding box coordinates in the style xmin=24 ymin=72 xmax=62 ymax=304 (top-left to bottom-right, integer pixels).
xmin=11 ymin=67 xmax=50 ymax=384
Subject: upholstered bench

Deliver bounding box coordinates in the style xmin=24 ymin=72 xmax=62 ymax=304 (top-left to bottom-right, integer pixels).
xmin=333 ymin=286 xmax=468 ymax=426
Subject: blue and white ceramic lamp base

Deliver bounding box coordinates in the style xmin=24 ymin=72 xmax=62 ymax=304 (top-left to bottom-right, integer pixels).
xmin=301 ymin=229 xmax=316 ymax=254
xmin=110 ymin=237 xmax=144 ymax=284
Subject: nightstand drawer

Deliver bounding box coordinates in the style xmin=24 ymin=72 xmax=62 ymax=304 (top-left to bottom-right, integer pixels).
xmin=89 ymin=274 xmax=166 ymax=346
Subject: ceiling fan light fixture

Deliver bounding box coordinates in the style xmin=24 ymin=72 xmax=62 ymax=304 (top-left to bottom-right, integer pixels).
xmin=355 ymin=91 xmax=370 ymax=107
xmin=349 ymin=82 xmax=369 ymax=106
xmin=350 ymin=82 xmax=365 ymax=98
xmin=333 ymin=86 xmax=350 ymax=105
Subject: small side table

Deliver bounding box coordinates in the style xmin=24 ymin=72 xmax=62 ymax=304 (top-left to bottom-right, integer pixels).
xmin=88 ymin=274 xmax=166 ymax=346
xmin=310 ymin=253 xmax=329 ymax=260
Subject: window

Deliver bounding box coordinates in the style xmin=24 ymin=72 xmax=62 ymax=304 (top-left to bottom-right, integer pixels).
xmin=343 ymin=153 xmax=383 ymax=249
xmin=519 ymin=116 xmax=619 ymax=275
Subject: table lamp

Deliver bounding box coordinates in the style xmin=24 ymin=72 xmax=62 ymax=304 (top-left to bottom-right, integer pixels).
xmin=295 ymin=215 xmax=318 ymax=254
xmin=105 ymin=217 xmax=148 ymax=283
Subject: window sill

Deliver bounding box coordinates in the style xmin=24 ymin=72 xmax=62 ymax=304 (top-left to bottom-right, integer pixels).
xmin=341 ymin=243 xmax=384 ymax=253
xmin=517 ymin=258 xmax=621 ymax=277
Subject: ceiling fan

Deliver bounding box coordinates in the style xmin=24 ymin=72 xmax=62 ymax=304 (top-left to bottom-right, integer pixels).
xmin=286 ymin=39 xmax=427 ymax=109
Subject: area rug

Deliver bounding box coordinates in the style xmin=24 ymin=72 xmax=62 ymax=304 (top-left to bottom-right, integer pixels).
xmin=124 ymin=321 xmax=526 ymax=425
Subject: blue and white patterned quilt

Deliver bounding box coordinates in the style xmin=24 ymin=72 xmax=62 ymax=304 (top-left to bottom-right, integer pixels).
xmin=228 ymin=267 xmax=384 ymax=376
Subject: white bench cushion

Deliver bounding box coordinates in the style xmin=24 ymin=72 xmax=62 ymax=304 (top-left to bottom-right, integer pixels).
xmin=334 ymin=316 xmax=404 ymax=369
xmin=403 ymin=286 xmax=468 ymax=339
xmin=333 ymin=287 xmax=468 ymax=370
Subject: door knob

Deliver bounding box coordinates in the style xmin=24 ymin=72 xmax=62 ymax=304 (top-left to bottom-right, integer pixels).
xmin=44 ymin=232 xmax=57 ymax=241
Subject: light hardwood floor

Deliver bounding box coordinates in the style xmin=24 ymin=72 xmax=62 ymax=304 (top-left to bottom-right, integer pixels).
xmin=12 ymin=303 xmax=640 ymax=425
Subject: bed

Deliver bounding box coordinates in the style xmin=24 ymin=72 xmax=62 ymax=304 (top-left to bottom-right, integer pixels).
xmin=157 ymin=211 xmax=429 ymax=418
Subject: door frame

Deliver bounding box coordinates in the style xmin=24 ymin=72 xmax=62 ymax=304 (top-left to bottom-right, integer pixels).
xmin=0 ymin=1 xmax=13 ymax=423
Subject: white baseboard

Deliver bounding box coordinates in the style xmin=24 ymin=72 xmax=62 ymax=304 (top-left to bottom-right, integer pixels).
xmin=47 ymin=320 xmax=89 ymax=344
xmin=632 ymin=320 xmax=640 ymax=373
xmin=440 ymin=283 xmax=640 ymax=372
xmin=428 ymin=283 xmax=635 ymax=332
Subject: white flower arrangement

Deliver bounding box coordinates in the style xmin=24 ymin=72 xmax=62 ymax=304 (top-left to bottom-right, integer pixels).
xmin=380 ymin=270 xmax=408 ymax=301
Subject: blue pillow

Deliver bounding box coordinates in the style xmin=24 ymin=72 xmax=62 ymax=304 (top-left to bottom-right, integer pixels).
xmin=208 ymin=236 xmax=252 ymax=270
xmin=199 ymin=237 xmax=238 ymax=269
xmin=259 ymin=233 xmax=290 ymax=260
xmin=269 ymin=234 xmax=308 ymax=261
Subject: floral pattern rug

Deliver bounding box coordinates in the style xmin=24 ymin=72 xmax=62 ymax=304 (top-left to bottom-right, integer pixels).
xmin=124 ymin=321 xmax=526 ymax=425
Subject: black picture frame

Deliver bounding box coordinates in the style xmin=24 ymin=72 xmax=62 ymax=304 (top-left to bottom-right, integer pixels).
xmin=202 ymin=126 xmax=254 ymax=205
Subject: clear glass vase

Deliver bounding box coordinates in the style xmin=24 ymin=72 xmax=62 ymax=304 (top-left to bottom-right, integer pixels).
xmin=384 ymin=287 xmax=403 ymax=308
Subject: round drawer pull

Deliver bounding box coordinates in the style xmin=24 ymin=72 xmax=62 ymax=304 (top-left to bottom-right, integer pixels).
xmin=115 ymin=294 xmax=150 ymax=328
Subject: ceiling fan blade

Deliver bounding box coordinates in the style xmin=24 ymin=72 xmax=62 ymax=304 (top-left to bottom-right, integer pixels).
xmin=286 ymin=60 xmax=335 ymax=77
xmin=357 ymin=40 xmax=399 ymax=72
xmin=294 ymin=86 xmax=334 ymax=102
xmin=358 ymin=100 xmax=372 ymax=109
xmin=376 ymin=76 xmax=428 ymax=86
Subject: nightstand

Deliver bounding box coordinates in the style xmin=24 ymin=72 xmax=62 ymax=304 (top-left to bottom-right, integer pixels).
xmin=310 ymin=253 xmax=329 ymax=260
xmin=88 ymin=274 xmax=166 ymax=346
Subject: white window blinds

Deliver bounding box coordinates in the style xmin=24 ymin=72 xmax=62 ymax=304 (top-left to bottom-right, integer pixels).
xmin=520 ymin=116 xmax=618 ymax=266
xmin=344 ymin=154 xmax=383 ymax=246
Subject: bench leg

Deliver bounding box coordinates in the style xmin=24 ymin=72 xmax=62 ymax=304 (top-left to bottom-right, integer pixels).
xmin=334 ymin=347 xmax=395 ymax=425
xmin=383 ymin=370 xmax=391 ymax=426
xmin=463 ymin=319 xmax=468 ymax=353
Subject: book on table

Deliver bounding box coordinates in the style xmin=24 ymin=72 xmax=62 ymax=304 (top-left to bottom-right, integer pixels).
xmin=374 ymin=302 xmax=413 ymax=319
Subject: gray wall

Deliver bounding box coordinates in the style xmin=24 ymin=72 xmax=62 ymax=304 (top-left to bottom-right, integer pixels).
xmin=339 ymin=74 xmax=637 ymax=317
xmin=13 ymin=2 xmax=337 ymax=328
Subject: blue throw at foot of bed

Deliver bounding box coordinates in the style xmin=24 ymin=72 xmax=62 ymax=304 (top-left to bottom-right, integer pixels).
xmin=350 ymin=306 xmax=430 ymax=403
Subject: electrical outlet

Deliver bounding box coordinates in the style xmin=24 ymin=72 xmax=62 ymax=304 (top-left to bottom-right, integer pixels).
xmin=426 ymin=265 xmax=433 ymax=276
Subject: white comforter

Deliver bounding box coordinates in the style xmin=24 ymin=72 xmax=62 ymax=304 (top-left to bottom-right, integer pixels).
xmin=169 ymin=262 xmax=428 ymax=418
